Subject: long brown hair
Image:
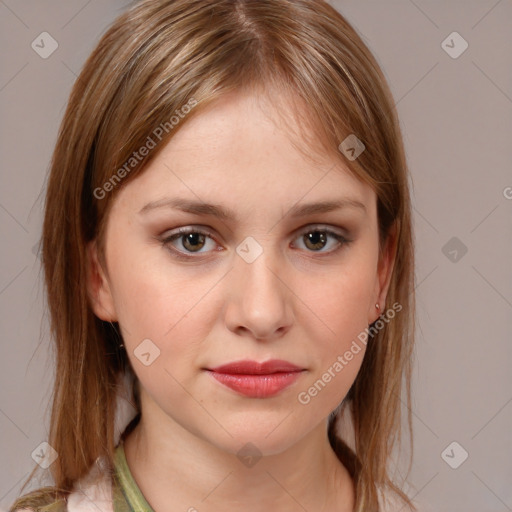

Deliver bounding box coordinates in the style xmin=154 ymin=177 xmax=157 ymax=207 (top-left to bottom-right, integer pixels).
xmin=10 ymin=1 xmax=416 ymax=511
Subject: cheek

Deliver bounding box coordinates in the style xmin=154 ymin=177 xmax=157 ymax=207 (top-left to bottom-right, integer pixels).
xmin=305 ymin=256 xmax=377 ymax=343
xmin=296 ymin=275 xmax=370 ymax=414
xmin=107 ymin=265 xmax=235 ymax=406
xmin=296 ymin=251 xmax=376 ymax=402
xmin=112 ymin=268 xmax=214 ymax=345
xmin=109 ymin=263 xmax=215 ymax=406
xmin=105 ymin=237 xmax=212 ymax=350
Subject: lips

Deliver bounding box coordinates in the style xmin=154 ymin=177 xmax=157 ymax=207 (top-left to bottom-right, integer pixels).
xmin=205 ymin=359 xmax=305 ymax=398
xmin=208 ymin=359 xmax=303 ymax=375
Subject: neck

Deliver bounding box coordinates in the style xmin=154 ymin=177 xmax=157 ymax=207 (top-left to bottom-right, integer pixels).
xmin=123 ymin=399 xmax=354 ymax=512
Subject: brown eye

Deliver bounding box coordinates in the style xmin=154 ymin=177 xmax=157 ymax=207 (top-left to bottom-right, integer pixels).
xmin=303 ymin=231 xmax=328 ymax=251
xmin=162 ymin=227 xmax=217 ymax=256
xmin=293 ymin=226 xmax=350 ymax=254
xmin=181 ymin=232 xmax=206 ymax=252
xmin=160 ymin=225 xmax=351 ymax=261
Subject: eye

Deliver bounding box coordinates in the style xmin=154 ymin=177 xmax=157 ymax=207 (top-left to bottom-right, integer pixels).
xmin=161 ymin=227 xmax=219 ymax=257
xmin=160 ymin=224 xmax=351 ymax=260
xmin=292 ymin=225 xmax=351 ymax=254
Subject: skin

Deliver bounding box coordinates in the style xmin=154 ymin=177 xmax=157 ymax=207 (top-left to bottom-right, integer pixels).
xmin=86 ymin=89 xmax=397 ymax=512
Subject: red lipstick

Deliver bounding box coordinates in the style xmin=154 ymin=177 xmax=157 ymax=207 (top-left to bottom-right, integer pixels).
xmin=205 ymin=359 xmax=305 ymax=398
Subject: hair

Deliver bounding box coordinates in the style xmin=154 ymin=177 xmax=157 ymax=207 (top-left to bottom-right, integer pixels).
xmin=10 ymin=1 xmax=416 ymax=511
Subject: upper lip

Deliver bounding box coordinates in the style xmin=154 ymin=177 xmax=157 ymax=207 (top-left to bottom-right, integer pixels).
xmin=207 ymin=359 xmax=304 ymax=375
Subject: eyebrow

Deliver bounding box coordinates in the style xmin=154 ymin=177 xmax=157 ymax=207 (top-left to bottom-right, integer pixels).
xmin=138 ymin=197 xmax=367 ymax=220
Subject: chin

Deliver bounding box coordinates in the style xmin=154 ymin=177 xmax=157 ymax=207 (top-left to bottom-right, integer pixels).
xmin=201 ymin=419 xmax=306 ymax=460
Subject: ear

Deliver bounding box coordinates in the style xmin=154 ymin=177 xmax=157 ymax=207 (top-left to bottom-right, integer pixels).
xmin=85 ymin=240 xmax=117 ymax=322
xmin=369 ymin=221 xmax=398 ymax=324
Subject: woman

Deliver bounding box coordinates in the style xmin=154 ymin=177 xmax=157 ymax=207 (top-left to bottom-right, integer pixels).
xmin=10 ymin=0 xmax=417 ymax=510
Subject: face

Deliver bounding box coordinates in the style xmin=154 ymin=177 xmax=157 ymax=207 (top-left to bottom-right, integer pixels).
xmin=87 ymin=90 xmax=396 ymax=456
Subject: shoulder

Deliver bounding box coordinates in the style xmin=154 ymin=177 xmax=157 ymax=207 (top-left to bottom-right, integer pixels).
xmin=8 ymin=487 xmax=67 ymax=512
xmin=10 ymin=458 xmax=113 ymax=512
xmin=65 ymin=459 xmax=113 ymax=512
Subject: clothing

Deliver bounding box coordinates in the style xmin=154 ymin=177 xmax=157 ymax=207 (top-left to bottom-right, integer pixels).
xmin=12 ymin=440 xmax=412 ymax=511
xmin=11 ymin=441 xmax=150 ymax=512
xmin=111 ymin=439 xmax=153 ymax=511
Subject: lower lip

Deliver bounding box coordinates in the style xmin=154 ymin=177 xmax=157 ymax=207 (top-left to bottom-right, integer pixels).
xmin=206 ymin=370 xmax=303 ymax=398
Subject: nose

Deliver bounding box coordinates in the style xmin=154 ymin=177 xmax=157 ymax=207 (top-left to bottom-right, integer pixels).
xmin=223 ymin=244 xmax=293 ymax=341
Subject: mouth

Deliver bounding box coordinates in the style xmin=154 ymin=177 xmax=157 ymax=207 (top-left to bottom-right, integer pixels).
xmin=204 ymin=359 xmax=306 ymax=398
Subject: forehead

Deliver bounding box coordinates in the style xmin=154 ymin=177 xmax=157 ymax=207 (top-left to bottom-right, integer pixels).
xmin=163 ymin=89 xmax=334 ymax=168
xmin=110 ymin=90 xmax=376 ymax=220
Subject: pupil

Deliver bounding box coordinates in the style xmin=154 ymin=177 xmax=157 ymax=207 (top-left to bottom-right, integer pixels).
xmin=306 ymin=231 xmax=326 ymax=250
xmin=184 ymin=233 xmax=205 ymax=252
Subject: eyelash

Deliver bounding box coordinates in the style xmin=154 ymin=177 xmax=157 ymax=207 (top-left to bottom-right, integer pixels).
xmin=160 ymin=225 xmax=352 ymax=261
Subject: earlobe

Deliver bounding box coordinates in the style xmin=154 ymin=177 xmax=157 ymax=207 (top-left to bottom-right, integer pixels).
xmin=85 ymin=240 xmax=117 ymax=322
xmin=370 ymin=222 xmax=398 ymax=324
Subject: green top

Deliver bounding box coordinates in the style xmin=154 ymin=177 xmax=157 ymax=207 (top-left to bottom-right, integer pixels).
xmin=9 ymin=442 xmax=154 ymax=512
xmin=10 ymin=443 xmax=404 ymax=511
xmin=112 ymin=440 xmax=154 ymax=512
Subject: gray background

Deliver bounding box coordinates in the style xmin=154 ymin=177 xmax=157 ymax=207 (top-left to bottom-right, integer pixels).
xmin=1 ymin=1 xmax=511 ymax=511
